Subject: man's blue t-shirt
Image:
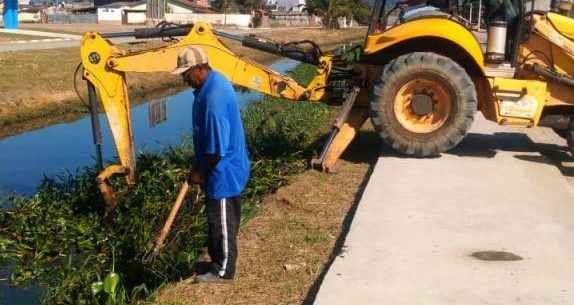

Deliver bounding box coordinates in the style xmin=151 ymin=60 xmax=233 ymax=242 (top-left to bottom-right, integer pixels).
xmin=192 ymin=70 xmax=251 ymax=199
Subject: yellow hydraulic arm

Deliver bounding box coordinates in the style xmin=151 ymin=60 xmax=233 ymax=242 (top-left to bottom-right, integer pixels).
xmin=80 ymin=22 xmax=337 ymax=208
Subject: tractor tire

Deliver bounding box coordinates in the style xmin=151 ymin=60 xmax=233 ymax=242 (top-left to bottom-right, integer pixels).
xmin=553 ymin=128 xmax=568 ymax=139
xmin=370 ymin=52 xmax=477 ymax=156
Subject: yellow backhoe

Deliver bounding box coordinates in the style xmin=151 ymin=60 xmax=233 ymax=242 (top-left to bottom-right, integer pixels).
xmin=80 ymin=0 xmax=574 ymax=207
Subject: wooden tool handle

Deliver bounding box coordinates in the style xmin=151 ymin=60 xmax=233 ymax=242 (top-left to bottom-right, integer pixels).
xmin=153 ymin=181 xmax=190 ymax=253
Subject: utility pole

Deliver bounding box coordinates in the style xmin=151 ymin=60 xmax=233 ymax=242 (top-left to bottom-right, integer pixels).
xmin=224 ymin=0 xmax=227 ymax=26
xmin=469 ymin=2 xmax=473 ymax=27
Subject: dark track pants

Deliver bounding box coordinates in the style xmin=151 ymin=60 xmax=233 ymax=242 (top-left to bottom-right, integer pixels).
xmin=206 ymin=196 xmax=241 ymax=279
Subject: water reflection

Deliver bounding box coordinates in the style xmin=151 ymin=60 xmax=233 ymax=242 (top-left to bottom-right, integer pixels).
xmin=148 ymin=98 xmax=168 ymax=128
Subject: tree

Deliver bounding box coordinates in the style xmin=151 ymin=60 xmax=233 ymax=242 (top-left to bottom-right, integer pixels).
xmin=352 ymin=0 xmax=372 ymax=24
xmin=235 ymin=0 xmax=265 ymax=12
xmin=305 ymin=0 xmax=370 ymax=28
xmin=211 ymin=0 xmax=263 ymax=13
xmin=211 ymin=0 xmax=231 ymax=12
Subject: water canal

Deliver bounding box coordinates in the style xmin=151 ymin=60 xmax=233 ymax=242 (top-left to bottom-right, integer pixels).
xmin=0 ymin=59 xmax=299 ymax=305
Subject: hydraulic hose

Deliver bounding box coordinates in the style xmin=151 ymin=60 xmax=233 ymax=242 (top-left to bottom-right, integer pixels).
xmin=241 ymin=35 xmax=320 ymax=65
xmin=524 ymin=63 xmax=574 ymax=88
xmin=101 ymin=24 xmax=194 ymax=39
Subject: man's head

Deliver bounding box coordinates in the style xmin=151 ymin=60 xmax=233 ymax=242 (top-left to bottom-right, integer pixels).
xmin=172 ymin=46 xmax=210 ymax=88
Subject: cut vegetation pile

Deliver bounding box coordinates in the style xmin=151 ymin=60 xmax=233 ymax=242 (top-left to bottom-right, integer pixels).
xmin=0 ymin=64 xmax=333 ymax=305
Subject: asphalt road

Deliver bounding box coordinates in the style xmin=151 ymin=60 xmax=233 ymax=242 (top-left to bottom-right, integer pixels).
xmin=313 ymin=115 xmax=574 ymax=305
xmin=0 ymin=35 xmax=150 ymax=52
xmin=0 ymin=27 xmax=276 ymax=52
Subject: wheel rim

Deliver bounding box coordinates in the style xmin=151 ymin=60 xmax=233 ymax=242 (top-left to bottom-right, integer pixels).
xmin=393 ymin=78 xmax=453 ymax=134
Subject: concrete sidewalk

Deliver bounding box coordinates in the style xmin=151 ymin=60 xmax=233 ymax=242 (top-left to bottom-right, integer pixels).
xmin=313 ymin=116 xmax=574 ymax=305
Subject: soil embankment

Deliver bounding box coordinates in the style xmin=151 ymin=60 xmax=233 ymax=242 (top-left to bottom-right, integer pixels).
xmin=0 ymin=27 xmax=366 ymax=138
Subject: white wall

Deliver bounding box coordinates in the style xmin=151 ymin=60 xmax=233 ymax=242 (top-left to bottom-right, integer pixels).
xmin=20 ymin=12 xmax=40 ymax=22
xmin=124 ymin=3 xmax=194 ymax=14
xmin=167 ymin=3 xmax=193 ymax=13
xmin=165 ymin=13 xmax=252 ymax=27
xmin=126 ymin=11 xmax=146 ymax=24
xmin=131 ymin=3 xmax=147 ymax=10
xmin=97 ymin=7 xmax=124 ymax=22
xmin=525 ymin=0 xmax=551 ymax=11
xmin=0 ymin=12 xmax=40 ymax=23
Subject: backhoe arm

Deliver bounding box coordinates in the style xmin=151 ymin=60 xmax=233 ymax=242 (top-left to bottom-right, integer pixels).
xmin=80 ymin=22 xmax=334 ymax=205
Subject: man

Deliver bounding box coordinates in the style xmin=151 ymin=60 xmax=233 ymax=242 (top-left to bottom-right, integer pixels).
xmin=171 ymin=46 xmax=251 ymax=283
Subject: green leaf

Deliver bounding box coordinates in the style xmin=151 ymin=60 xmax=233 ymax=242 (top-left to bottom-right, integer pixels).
xmin=103 ymin=272 xmax=120 ymax=295
xmin=91 ymin=281 xmax=104 ymax=296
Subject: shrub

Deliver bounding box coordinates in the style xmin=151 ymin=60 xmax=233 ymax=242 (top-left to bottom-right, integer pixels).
xmin=250 ymin=13 xmax=262 ymax=28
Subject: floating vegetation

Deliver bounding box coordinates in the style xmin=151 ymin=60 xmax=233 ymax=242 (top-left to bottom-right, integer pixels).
xmin=0 ymin=64 xmax=332 ymax=305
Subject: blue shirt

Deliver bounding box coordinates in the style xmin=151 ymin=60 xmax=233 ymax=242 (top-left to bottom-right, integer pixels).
xmin=192 ymin=70 xmax=251 ymax=199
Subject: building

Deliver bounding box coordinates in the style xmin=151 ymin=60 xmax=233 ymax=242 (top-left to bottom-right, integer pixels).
xmin=0 ymin=0 xmax=32 ymax=13
xmin=194 ymin=0 xmax=207 ymax=8
xmin=275 ymin=0 xmax=304 ymax=12
xmin=97 ymin=0 xmax=144 ymax=22
xmin=97 ymin=0 xmax=212 ymax=23
xmin=94 ymin=0 xmax=137 ymax=7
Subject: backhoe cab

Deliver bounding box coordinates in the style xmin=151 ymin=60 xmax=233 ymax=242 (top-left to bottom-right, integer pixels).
xmin=81 ymin=0 xmax=574 ymax=209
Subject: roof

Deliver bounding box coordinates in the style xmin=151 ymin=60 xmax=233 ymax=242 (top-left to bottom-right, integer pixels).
xmin=95 ymin=0 xmax=141 ymax=8
xmin=98 ymin=0 xmax=144 ymax=8
xmin=96 ymin=0 xmax=213 ymax=11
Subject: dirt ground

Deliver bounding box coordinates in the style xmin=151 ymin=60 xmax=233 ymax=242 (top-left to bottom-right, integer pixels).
xmin=0 ymin=27 xmax=366 ymax=139
xmin=153 ymin=125 xmax=380 ymax=305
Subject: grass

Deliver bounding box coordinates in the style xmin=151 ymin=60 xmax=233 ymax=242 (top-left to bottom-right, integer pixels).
xmin=0 ymin=42 xmax=181 ymax=139
xmin=0 ymin=27 xmax=366 ymax=139
xmin=153 ymin=124 xmax=380 ymax=305
xmin=0 ymin=64 xmax=338 ymax=305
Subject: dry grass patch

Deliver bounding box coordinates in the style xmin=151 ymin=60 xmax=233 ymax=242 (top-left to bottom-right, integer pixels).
xmin=153 ymin=126 xmax=379 ymax=305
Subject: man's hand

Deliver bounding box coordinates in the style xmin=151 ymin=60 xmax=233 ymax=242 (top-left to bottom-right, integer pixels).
xmin=187 ymin=170 xmax=204 ymax=185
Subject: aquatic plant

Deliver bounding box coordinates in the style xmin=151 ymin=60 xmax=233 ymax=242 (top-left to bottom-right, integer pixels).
xmin=0 ymin=64 xmax=332 ymax=305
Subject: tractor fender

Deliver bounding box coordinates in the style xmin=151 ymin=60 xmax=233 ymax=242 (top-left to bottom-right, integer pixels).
xmin=363 ymin=17 xmax=485 ymax=76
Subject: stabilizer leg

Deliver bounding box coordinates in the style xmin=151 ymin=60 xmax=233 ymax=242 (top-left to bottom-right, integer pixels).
xmin=312 ymin=87 xmax=368 ymax=172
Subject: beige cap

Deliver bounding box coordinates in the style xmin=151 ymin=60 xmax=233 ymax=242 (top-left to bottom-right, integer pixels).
xmin=171 ymin=46 xmax=209 ymax=75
